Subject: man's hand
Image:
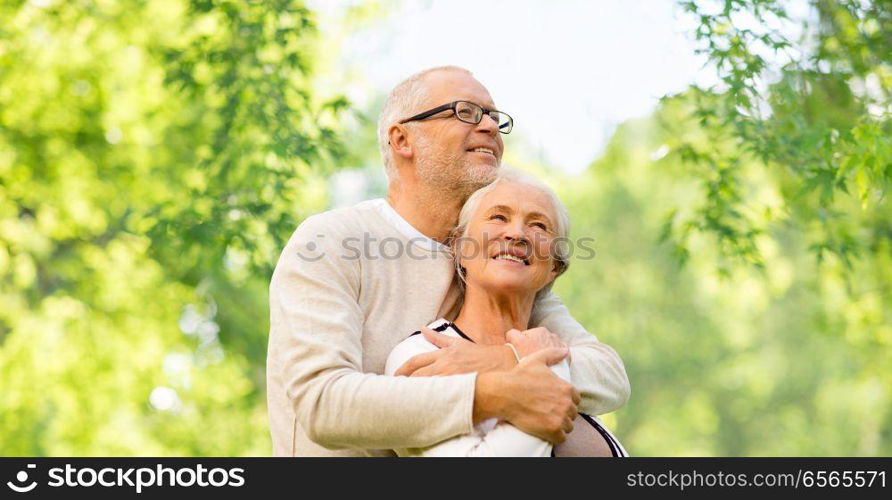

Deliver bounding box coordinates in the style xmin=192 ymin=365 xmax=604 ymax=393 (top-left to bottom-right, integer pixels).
xmin=474 ymin=347 xmax=580 ymax=444
xmin=506 ymin=327 xmax=567 ymax=359
xmin=394 ymin=327 xmax=517 ymax=377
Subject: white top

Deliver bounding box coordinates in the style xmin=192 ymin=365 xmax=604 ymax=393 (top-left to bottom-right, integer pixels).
xmin=385 ymin=319 xmax=628 ymax=457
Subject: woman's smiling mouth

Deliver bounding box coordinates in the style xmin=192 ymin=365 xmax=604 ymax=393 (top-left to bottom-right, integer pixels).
xmin=492 ymin=251 xmax=530 ymax=265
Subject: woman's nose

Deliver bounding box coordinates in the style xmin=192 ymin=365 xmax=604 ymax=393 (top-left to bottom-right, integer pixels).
xmin=503 ymin=220 xmax=526 ymax=241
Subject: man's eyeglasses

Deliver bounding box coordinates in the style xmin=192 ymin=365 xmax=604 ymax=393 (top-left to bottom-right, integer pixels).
xmin=398 ymin=100 xmax=514 ymax=134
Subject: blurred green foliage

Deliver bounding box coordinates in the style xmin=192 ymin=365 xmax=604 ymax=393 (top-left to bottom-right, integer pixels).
xmin=552 ymin=93 xmax=890 ymax=455
xmin=0 ymin=0 xmax=347 ymax=455
xmin=671 ymin=0 xmax=890 ymax=269
xmin=558 ymin=0 xmax=890 ymax=455
xmin=1 ymin=0 xmax=889 ymax=456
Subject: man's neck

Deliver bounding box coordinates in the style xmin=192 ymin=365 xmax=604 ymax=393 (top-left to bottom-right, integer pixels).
xmin=386 ymin=182 xmax=464 ymax=243
xmin=452 ymin=284 xmax=535 ymax=345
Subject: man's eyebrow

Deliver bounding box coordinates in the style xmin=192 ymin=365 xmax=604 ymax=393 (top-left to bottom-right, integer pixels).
xmin=461 ymin=99 xmax=497 ymax=111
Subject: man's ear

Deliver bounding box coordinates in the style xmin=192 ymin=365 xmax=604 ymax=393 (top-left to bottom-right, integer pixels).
xmin=388 ymin=124 xmax=413 ymax=160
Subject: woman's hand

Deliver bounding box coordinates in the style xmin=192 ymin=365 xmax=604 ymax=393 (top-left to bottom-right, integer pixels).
xmin=507 ymin=327 xmax=568 ymax=360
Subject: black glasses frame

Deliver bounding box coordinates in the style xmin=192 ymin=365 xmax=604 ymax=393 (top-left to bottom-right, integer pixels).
xmin=398 ymin=100 xmax=513 ymax=134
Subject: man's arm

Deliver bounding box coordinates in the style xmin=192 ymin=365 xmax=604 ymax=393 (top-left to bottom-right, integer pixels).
xmin=269 ymin=213 xmax=477 ymax=450
xmin=403 ymin=355 xmax=576 ymax=457
xmin=386 ymin=338 xmax=575 ymax=456
xmin=530 ymin=290 xmax=631 ymax=416
xmin=395 ymin=293 xmax=631 ymax=417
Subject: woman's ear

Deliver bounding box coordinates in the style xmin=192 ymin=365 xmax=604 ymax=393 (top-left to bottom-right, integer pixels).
xmin=388 ymin=124 xmax=413 ymax=160
xmin=451 ymin=232 xmax=468 ymax=278
xmin=453 ymin=241 xmax=464 ymax=273
xmin=548 ymin=259 xmax=563 ymax=282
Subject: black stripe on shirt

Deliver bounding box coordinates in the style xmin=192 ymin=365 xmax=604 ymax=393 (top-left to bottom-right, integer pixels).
xmin=445 ymin=322 xmax=474 ymax=342
xmin=580 ymin=413 xmax=623 ymax=457
xmin=408 ymin=322 xmax=473 ymax=342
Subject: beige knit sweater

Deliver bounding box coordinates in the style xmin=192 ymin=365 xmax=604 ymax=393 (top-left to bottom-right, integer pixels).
xmin=266 ymin=198 xmax=630 ymax=456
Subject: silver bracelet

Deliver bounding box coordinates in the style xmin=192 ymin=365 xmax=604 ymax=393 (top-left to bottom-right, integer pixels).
xmin=505 ymin=343 xmax=522 ymax=363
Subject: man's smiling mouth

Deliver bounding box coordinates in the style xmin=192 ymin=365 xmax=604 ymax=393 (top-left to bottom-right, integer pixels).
xmin=469 ymin=147 xmax=496 ymax=157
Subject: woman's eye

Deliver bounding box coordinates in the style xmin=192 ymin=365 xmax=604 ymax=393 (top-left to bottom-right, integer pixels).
xmin=489 ymin=214 xmax=507 ymax=222
xmin=531 ymin=222 xmax=547 ymax=230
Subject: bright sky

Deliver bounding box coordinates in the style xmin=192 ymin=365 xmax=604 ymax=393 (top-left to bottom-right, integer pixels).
xmin=311 ymin=0 xmax=718 ymax=174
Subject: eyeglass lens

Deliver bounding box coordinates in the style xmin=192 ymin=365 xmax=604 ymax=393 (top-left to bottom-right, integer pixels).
xmin=455 ymin=101 xmax=512 ymax=133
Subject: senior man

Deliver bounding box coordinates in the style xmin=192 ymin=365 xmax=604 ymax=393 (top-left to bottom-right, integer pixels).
xmin=267 ymin=66 xmax=630 ymax=456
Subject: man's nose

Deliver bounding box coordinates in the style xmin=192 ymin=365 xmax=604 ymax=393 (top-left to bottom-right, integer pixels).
xmin=475 ymin=113 xmax=499 ymax=136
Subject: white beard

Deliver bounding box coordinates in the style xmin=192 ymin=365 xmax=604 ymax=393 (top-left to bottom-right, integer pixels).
xmin=414 ymin=135 xmax=498 ymax=199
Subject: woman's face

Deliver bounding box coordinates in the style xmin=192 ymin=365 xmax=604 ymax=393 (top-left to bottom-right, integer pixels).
xmin=458 ymin=181 xmax=560 ymax=297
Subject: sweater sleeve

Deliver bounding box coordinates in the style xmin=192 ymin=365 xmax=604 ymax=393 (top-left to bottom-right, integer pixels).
xmin=530 ymin=290 xmax=631 ymax=416
xmin=269 ymin=213 xmax=476 ymax=450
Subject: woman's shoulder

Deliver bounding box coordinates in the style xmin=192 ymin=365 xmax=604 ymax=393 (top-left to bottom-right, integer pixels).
xmin=406 ymin=318 xmax=464 ymax=340
xmin=383 ymin=318 xmax=459 ymax=376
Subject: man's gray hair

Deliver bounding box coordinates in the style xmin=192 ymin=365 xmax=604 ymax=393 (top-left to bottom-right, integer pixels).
xmin=377 ymin=66 xmax=473 ymax=182
xmin=450 ymin=167 xmax=572 ymax=300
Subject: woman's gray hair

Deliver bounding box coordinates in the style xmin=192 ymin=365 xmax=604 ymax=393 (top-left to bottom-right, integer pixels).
xmin=450 ymin=167 xmax=572 ymax=300
xmin=377 ymin=66 xmax=473 ymax=182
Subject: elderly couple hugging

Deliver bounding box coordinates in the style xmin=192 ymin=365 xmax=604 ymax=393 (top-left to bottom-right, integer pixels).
xmin=267 ymin=66 xmax=630 ymax=457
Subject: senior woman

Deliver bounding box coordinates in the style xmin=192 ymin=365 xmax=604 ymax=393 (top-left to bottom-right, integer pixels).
xmin=385 ymin=168 xmax=627 ymax=457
